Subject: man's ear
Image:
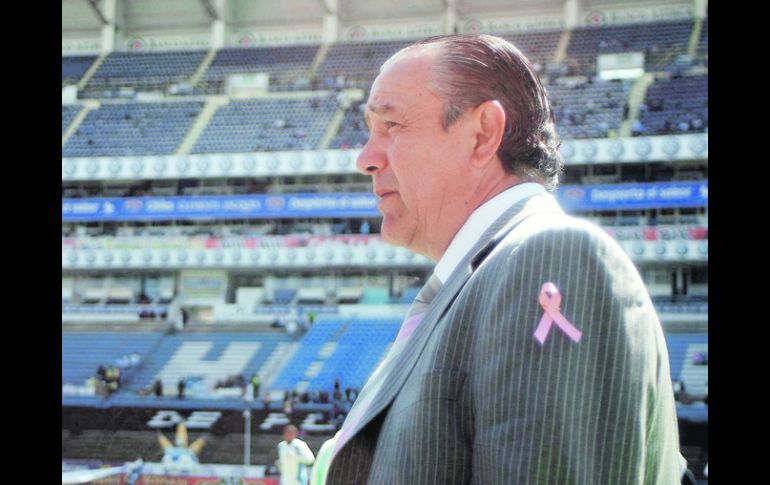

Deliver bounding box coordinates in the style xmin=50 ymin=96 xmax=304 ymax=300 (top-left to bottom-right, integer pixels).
xmin=469 ymin=99 xmax=506 ymax=168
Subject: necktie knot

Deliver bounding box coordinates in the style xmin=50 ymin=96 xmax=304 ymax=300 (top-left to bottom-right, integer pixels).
xmin=396 ymin=273 xmax=442 ymax=343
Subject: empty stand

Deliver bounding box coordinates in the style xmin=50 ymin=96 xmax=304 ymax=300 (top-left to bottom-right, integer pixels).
xmin=665 ymin=333 xmax=708 ymax=396
xmin=63 ymin=100 xmax=204 ymax=157
xmin=125 ymin=332 xmax=292 ymax=398
xmin=62 ymin=55 xmax=97 ymax=86
xmin=61 ymin=331 xmax=165 ymax=385
xmin=637 ymin=74 xmax=707 ymax=135
xmin=83 ymin=50 xmax=208 ymax=95
xmin=62 ymin=105 xmax=82 ymax=134
xmin=270 ymin=317 xmax=400 ymax=392
xmin=314 ymin=39 xmax=414 ymax=90
xmin=499 ymin=29 xmax=562 ymax=67
xmin=197 ymin=45 xmax=320 ymax=93
xmin=549 ymin=79 xmax=631 ymax=139
xmin=567 ymin=20 xmax=693 ymax=75
xmin=190 ymin=95 xmax=339 ymax=153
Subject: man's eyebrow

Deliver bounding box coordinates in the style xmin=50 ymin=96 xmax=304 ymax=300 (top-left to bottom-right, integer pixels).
xmin=368 ymin=102 xmax=395 ymax=115
xmin=363 ymin=102 xmax=395 ymax=129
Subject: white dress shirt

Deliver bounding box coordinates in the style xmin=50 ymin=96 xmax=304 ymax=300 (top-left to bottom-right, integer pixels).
xmin=433 ymin=183 xmax=547 ymax=284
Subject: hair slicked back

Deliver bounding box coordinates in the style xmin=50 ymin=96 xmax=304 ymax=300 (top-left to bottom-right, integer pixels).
xmin=402 ymin=34 xmax=563 ymax=190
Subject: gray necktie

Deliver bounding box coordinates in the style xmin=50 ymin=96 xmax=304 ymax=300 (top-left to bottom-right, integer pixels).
xmin=394 ymin=273 xmax=443 ymax=343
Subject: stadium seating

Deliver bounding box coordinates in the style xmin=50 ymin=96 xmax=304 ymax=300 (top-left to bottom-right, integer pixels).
xmin=499 ymin=29 xmax=562 ymax=67
xmin=270 ymin=317 xmax=400 ymax=392
xmin=665 ymin=333 xmax=708 ymax=394
xmin=271 ymin=318 xmax=347 ymax=391
xmin=567 ymin=20 xmax=693 ymax=75
xmin=83 ymin=50 xmax=207 ymax=94
xmin=123 ymin=332 xmax=292 ymax=398
xmin=197 ymin=45 xmax=320 ymax=93
xmin=548 ymin=79 xmax=631 ymax=138
xmin=314 ymin=39 xmax=414 ymax=90
xmin=637 ymin=74 xmax=708 ymax=135
xmin=328 ymin=101 xmax=368 ymax=149
xmin=307 ymin=317 xmax=400 ymax=390
xmin=190 ymin=95 xmax=339 ymax=153
xmin=63 ymin=100 xmax=204 ymax=157
xmin=62 ymin=331 xmax=165 ymax=385
xmin=62 ymin=55 xmax=96 ymax=86
xmin=62 ymin=105 xmax=81 ymax=134
xmin=697 ymin=18 xmax=708 ymax=61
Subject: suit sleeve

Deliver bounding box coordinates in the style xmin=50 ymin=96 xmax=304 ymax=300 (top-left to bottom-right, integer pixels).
xmin=467 ymin=224 xmax=682 ymax=484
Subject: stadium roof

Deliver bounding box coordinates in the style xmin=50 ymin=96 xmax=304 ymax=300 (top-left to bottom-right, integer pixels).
xmin=63 ymin=0 xmax=695 ymax=37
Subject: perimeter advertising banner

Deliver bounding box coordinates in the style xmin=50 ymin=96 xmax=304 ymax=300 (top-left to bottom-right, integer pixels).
xmin=61 ymin=182 xmax=708 ymax=222
xmin=89 ymin=476 xmax=278 ymax=485
xmin=556 ymin=180 xmax=708 ymax=211
xmin=62 ymin=193 xmax=379 ymax=222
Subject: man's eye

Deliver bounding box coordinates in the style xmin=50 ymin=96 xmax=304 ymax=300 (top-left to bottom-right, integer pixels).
xmin=384 ymin=121 xmax=399 ymax=130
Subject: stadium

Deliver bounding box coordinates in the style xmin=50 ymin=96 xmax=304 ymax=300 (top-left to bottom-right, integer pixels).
xmin=62 ymin=0 xmax=708 ymax=483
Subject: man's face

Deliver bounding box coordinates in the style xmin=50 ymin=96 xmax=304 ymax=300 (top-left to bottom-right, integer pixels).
xmin=283 ymin=427 xmax=297 ymax=442
xmin=357 ymin=48 xmax=477 ymax=260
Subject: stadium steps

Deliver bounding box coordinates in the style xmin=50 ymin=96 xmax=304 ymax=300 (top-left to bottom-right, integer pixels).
xmin=190 ymin=49 xmax=219 ymax=87
xmin=61 ymin=100 xmax=100 ymax=147
xmin=552 ymin=29 xmax=572 ymax=65
xmin=76 ymin=53 xmax=108 ymax=91
xmin=688 ymin=18 xmax=704 ymax=58
xmin=259 ymin=341 xmax=299 ymax=395
xmin=176 ymin=95 xmax=230 ymax=155
xmin=308 ymin=43 xmax=330 ymax=80
xmin=618 ymin=72 xmax=655 ymax=137
xmin=317 ymin=88 xmax=365 ymax=149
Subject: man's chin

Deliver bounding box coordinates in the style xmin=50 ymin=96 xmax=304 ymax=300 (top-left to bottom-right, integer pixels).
xmin=379 ymin=223 xmax=407 ymax=249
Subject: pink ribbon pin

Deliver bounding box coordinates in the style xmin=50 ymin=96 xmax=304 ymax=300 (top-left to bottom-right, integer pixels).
xmin=534 ymin=282 xmax=581 ymax=344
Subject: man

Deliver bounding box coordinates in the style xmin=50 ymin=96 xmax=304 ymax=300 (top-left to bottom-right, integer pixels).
xmin=318 ymin=34 xmax=686 ymax=484
xmin=277 ymin=424 xmax=315 ymax=485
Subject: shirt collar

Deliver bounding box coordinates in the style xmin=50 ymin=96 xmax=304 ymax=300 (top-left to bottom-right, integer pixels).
xmin=433 ymin=182 xmax=546 ymax=284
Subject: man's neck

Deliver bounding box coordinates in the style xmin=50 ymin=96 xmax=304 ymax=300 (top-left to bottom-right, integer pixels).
xmin=427 ymin=173 xmax=524 ymax=262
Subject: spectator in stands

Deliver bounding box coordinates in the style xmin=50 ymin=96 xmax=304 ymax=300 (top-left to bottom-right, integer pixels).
xmin=104 ymin=366 xmax=120 ymax=396
xmin=177 ymin=378 xmax=186 ymax=399
xmin=277 ymin=424 xmax=315 ymax=485
xmin=283 ymin=391 xmax=294 ymax=414
xmin=152 ymin=379 xmax=163 ymax=397
xmin=251 ymin=374 xmax=261 ymax=396
xmin=632 ymin=119 xmax=648 ymax=136
xmin=673 ymin=379 xmax=687 ymax=402
xmin=318 ymin=34 xmax=686 ymax=484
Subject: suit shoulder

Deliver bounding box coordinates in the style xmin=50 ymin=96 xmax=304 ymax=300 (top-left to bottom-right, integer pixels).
xmin=496 ymin=210 xmax=618 ymax=256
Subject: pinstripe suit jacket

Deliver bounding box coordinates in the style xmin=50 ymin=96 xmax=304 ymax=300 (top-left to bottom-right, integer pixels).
xmin=327 ymin=192 xmax=683 ymax=484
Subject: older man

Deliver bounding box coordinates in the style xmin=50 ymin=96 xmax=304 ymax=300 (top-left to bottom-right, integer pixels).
xmin=318 ymin=34 xmax=685 ymax=484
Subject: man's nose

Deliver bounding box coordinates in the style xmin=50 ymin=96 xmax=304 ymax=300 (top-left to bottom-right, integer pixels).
xmin=355 ymin=137 xmax=386 ymax=175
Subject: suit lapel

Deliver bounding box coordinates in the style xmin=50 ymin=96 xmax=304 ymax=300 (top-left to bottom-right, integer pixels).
xmin=339 ymin=193 xmax=564 ymax=449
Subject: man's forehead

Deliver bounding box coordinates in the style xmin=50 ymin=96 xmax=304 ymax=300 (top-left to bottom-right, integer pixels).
xmin=364 ymin=53 xmax=438 ymax=116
